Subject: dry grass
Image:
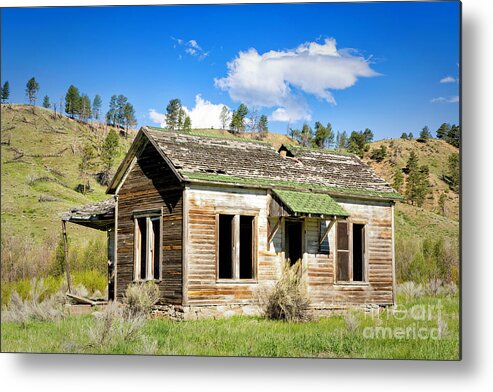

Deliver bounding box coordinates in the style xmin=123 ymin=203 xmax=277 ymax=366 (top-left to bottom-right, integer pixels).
xmin=124 ymin=282 xmax=160 ymax=318
xmin=258 ymin=262 xmax=311 ymax=322
xmin=1 ymin=278 xmax=67 ymax=325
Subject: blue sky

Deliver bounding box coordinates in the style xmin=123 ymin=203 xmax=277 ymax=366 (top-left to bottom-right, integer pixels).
xmin=1 ymin=2 xmax=460 ymax=139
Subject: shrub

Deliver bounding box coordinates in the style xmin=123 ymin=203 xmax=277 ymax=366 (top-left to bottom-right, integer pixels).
xmin=1 ymin=276 xmax=63 ymax=306
xmin=370 ymin=145 xmax=387 ymax=162
xmin=81 ymin=301 xmax=157 ymax=354
xmin=259 ymin=262 xmax=311 ymax=322
xmin=1 ymin=278 xmax=67 ymax=324
xmin=396 ymin=236 xmax=459 ymax=285
xmin=344 ymin=312 xmax=359 ymax=333
xmin=72 ymin=270 xmax=107 ymax=296
xmin=124 ymin=282 xmax=160 ymax=318
xmin=397 ymin=281 xmax=424 ymax=300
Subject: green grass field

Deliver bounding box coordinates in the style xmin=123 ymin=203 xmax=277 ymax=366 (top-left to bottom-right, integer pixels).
xmin=1 ymin=294 xmax=459 ymax=359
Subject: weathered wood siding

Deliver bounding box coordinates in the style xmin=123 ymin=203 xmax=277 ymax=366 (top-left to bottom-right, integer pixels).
xmin=116 ymin=142 xmax=183 ymax=303
xmin=184 ymin=185 xmax=280 ymax=305
xmin=301 ymin=198 xmax=394 ymax=306
xmin=185 ymin=186 xmax=393 ymax=307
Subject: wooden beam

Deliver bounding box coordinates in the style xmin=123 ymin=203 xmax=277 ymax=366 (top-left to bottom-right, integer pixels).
xmin=319 ymin=218 xmax=336 ymax=245
xmin=232 ymin=215 xmax=240 ymax=280
xmin=268 ymin=217 xmax=281 ymax=243
xmin=61 ymin=220 xmax=72 ymax=294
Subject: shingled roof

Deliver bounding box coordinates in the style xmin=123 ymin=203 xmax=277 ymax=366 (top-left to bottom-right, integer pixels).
xmin=62 ymin=197 xmax=116 ymax=230
xmin=108 ymin=127 xmax=401 ymax=201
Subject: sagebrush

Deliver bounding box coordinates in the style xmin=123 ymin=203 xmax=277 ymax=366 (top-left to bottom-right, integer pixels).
xmin=259 ymin=262 xmax=310 ymax=322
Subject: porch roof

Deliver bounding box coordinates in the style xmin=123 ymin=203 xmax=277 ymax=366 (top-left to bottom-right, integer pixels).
xmin=272 ymin=189 xmax=349 ymax=218
xmin=62 ymin=197 xmax=116 ymax=231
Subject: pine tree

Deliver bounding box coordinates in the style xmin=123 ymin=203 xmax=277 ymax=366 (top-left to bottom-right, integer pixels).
xmin=100 ymin=129 xmax=120 ymax=184
xmin=419 ymin=126 xmax=432 ymax=141
xmin=258 ymin=114 xmax=269 ymax=139
xmin=400 ymin=132 xmax=408 ymax=140
xmin=1 ymin=81 xmax=9 ymax=103
xmin=165 ymin=98 xmax=182 ymax=131
xmin=406 ymin=151 xmax=419 ymax=172
xmin=288 ymin=127 xmax=301 ymax=142
xmin=408 ymin=132 xmax=414 ymax=139
xmin=42 ymin=95 xmax=51 ymax=109
xmin=313 ymin=122 xmax=327 ymax=148
xmin=436 ymin=123 xmax=450 ymax=140
xmin=177 ymin=108 xmax=186 ymax=130
xmin=336 ymin=131 xmax=348 ymax=150
xmin=78 ymin=144 xmax=97 ymax=194
xmin=446 ymin=125 xmax=460 ymax=148
xmin=447 ymin=152 xmax=459 ymax=191
xmin=363 ymin=128 xmax=374 ymax=143
xmin=123 ymin=102 xmax=136 ymax=136
xmin=220 ymin=105 xmax=230 ymax=129
xmin=65 ymin=85 xmax=81 ymax=118
xmin=415 ymin=165 xmax=431 ymax=207
xmin=300 ymin=124 xmax=313 ymax=147
xmin=347 ymin=131 xmax=367 ymax=158
xmin=92 ymin=95 xmax=102 ymax=121
xmin=183 ymin=116 xmax=192 ymax=132
xmin=392 ymin=168 xmax=404 ymax=191
xmin=438 ymin=193 xmax=447 ymax=216
xmin=106 ymin=95 xmax=118 ymax=126
xmin=80 ymin=94 xmax=92 ymax=122
xmin=370 ymin=145 xmax=387 ymax=162
xmin=116 ymin=95 xmax=128 ymax=128
xmin=26 ymin=77 xmax=40 ymax=106
xmin=326 ymin=123 xmax=335 ymax=148
xmin=230 ymin=103 xmax=248 ymax=134
xmin=405 ymin=152 xmax=430 ymax=206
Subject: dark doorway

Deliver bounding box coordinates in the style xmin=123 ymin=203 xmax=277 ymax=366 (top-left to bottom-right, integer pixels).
xmin=353 ymin=223 xmax=365 ymax=282
xmin=286 ymin=220 xmax=303 ymax=266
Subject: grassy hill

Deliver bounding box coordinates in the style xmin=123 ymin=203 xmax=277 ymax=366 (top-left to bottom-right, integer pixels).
xmin=364 ymin=138 xmax=459 ymax=220
xmin=1 ymin=104 xmax=134 ymax=247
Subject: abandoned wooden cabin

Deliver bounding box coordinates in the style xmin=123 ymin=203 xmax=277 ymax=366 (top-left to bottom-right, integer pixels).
xmin=63 ymin=126 xmax=402 ymax=318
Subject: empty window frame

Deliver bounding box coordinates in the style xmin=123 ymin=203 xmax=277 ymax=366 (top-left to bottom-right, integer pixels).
xmin=217 ymin=214 xmax=256 ymax=280
xmin=336 ymin=221 xmax=366 ymax=282
xmin=134 ymin=212 xmax=162 ymax=281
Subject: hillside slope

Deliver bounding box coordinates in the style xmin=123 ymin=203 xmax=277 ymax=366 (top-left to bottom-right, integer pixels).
xmin=364 ymin=138 xmax=459 ymax=220
xmin=1 ymin=104 xmax=134 ymax=245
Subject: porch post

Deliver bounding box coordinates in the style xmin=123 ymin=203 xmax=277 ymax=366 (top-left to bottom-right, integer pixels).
xmin=61 ymin=219 xmax=72 ymax=293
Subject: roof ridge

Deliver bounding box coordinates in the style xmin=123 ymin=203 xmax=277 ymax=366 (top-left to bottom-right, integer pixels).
xmin=282 ymin=143 xmax=358 ymax=157
xmin=146 ymin=126 xmax=272 ymax=146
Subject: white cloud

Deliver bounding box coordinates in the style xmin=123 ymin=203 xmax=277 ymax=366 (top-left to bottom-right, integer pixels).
xmin=148 ymin=95 xmax=230 ymax=129
xmin=431 ymin=96 xmax=459 ymax=103
xmin=188 ymin=39 xmax=200 ymax=49
xmin=172 ymin=37 xmax=209 ymax=61
xmin=440 ymin=76 xmax=457 ymax=83
xmin=148 ymin=109 xmax=166 ymax=127
xmin=183 ymin=95 xmax=230 ymax=129
xmin=214 ymin=38 xmax=379 ymax=122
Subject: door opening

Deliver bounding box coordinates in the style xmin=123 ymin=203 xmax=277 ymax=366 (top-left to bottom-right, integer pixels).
xmin=286 ymin=220 xmax=303 ymax=266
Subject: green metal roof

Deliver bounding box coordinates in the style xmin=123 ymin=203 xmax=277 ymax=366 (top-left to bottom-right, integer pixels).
xmin=272 ymin=189 xmax=350 ymax=217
